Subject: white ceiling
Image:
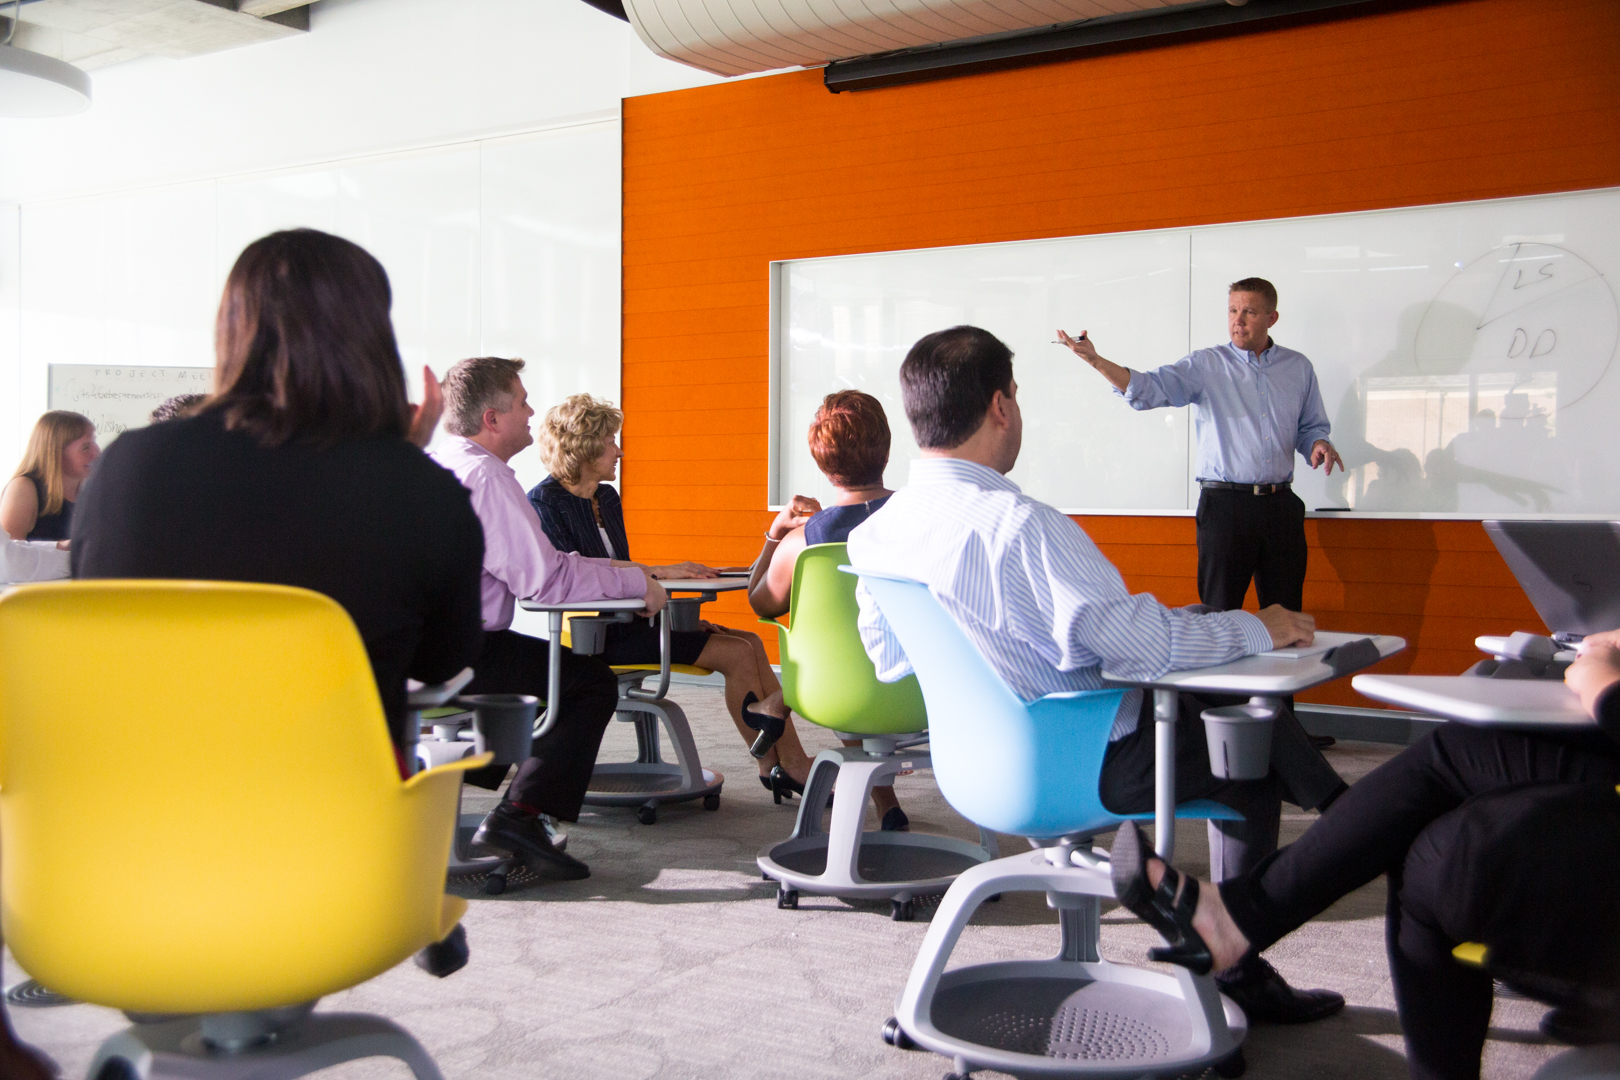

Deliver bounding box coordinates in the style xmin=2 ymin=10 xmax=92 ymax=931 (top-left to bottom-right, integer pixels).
xmin=3 ymin=0 xmax=314 ymax=71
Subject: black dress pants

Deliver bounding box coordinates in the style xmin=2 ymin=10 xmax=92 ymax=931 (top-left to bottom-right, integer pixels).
xmin=1196 ymin=487 xmax=1308 ymax=611
xmin=460 ymin=628 xmax=621 ymax=821
xmin=1392 ymin=783 xmax=1620 ymax=1080
xmin=1099 ymin=692 xmax=1346 ymax=882
xmin=1220 ymin=723 xmax=1620 ymax=955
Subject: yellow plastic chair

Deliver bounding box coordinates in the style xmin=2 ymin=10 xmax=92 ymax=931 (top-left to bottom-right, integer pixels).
xmin=0 ymin=580 xmax=490 ymax=1080
xmin=559 ymin=608 xmax=724 ymax=825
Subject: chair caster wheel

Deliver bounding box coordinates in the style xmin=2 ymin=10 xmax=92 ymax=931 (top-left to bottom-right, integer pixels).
xmin=881 ymin=1016 xmax=915 ymax=1050
xmin=483 ymin=874 xmax=507 ymax=896
xmin=986 ymin=893 xmax=1002 ymax=902
xmin=777 ymin=887 xmax=798 ymax=910
xmin=763 ymin=871 xmax=772 ymax=881
xmin=637 ymin=804 xmax=657 ymax=825
xmin=702 ymin=792 xmax=721 ymax=811
xmin=1213 ymin=1047 xmax=1246 ymax=1078
xmin=891 ymin=898 xmax=915 ymax=922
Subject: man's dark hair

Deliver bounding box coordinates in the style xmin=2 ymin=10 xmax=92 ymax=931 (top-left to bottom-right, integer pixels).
xmin=208 ymin=228 xmax=409 ymax=447
xmin=899 ymin=326 xmax=1015 ymax=450
xmin=1229 ymin=277 xmax=1278 ymax=310
xmin=149 ymin=393 xmax=206 ymax=424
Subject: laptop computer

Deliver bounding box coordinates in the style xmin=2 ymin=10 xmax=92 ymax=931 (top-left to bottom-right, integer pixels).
xmin=1483 ymin=520 xmax=1620 ymax=640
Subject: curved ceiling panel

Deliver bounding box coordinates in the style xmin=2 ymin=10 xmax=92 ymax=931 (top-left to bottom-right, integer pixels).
xmin=623 ymin=0 xmax=1201 ymax=76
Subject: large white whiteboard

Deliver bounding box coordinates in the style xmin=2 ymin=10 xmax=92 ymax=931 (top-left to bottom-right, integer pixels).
xmin=772 ymin=187 xmax=1620 ymax=518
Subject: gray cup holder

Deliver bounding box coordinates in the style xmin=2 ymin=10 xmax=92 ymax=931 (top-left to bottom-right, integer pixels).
xmin=1201 ymin=703 xmax=1275 ymax=781
xmin=664 ymin=597 xmax=704 ymax=633
xmin=457 ymin=693 xmax=539 ymax=766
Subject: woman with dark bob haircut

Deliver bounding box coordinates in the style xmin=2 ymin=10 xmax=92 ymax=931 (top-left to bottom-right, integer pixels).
xmin=745 ymin=389 xmax=909 ymax=829
xmin=73 ymin=228 xmax=485 ymax=748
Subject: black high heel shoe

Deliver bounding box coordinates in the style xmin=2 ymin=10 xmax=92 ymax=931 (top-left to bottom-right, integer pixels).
xmin=740 ymin=691 xmax=786 ymax=759
xmin=768 ymin=764 xmax=805 ymax=805
xmin=1110 ymin=820 xmax=1213 ymax=974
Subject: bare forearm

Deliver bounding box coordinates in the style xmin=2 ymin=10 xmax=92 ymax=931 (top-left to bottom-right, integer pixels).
xmin=1089 ymin=355 xmax=1132 ymax=392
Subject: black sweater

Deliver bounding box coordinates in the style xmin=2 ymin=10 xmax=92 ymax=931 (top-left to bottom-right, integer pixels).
xmin=73 ymin=411 xmax=485 ymax=744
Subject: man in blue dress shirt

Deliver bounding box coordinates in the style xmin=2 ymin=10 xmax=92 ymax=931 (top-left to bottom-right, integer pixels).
xmin=1059 ymin=278 xmax=1344 ymax=613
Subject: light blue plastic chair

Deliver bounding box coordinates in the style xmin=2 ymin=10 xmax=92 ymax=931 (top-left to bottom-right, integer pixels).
xmin=853 ymin=567 xmax=1247 ymax=1080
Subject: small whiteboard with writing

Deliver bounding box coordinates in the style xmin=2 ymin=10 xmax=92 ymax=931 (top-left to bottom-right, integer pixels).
xmin=48 ymin=365 xmax=213 ymax=443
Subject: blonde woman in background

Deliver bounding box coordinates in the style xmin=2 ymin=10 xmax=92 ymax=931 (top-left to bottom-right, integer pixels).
xmin=528 ymin=394 xmax=814 ymax=801
xmin=1 ymin=411 xmax=100 ymax=548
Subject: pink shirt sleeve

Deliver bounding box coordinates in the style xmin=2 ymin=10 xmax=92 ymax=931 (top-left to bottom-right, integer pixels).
xmin=468 ymin=462 xmax=647 ymax=606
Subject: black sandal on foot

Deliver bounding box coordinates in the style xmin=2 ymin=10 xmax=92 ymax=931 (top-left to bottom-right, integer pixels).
xmin=1110 ymin=820 xmax=1213 ymax=975
xmin=769 ymin=764 xmax=804 ymax=804
xmin=740 ymin=691 xmax=786 ymax=759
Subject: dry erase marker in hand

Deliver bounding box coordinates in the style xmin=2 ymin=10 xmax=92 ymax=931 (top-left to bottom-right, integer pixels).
xmin=1053 ymin=332 xmax=1088 ymax=344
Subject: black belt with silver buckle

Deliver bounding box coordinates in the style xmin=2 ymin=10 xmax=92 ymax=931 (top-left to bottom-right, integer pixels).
xmin=1200 ymin=480 xmax=1291 ymax=495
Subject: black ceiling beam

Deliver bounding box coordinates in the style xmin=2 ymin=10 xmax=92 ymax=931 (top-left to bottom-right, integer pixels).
xmin=823 ymin=0 xmax=1380 ymax=93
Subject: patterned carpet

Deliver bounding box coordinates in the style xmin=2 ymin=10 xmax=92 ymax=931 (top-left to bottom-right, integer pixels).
xmin=7 ymin=685 xmax=1562 ymax=1079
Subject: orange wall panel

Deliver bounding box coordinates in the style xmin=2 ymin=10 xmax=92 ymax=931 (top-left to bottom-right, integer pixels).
xmin=620 ymin=0 xmax=1620 ymax=706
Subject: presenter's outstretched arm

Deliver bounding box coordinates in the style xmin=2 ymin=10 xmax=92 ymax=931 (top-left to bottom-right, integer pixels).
xmin=1057 ymin=330 xmax=1132 ymax=392
xmin=1309 ymin=439 xmax=1343 ymax=476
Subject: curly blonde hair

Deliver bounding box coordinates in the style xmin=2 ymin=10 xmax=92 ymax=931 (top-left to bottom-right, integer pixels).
xmin=538 ymin=394 xmax=623 ymax=486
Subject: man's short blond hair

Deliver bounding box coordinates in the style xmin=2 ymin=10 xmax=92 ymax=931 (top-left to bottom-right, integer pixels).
xmin=538 ymin=393 xmax=623 ymax=486
xmin=442 ymin=356 xmax=525 ymax=437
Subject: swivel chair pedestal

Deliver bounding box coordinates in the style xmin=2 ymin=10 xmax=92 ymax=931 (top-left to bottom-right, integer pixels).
xmin=581 ymin=594 xmax=723 ymax=825
xmin=888 ymin=841 xmax=1245 ymax=1079
xmin=759 ymin=735 xmax=999 ymax=921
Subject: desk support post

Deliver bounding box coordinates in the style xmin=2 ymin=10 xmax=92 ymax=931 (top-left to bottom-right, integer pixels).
xmin=1154 ymin=688 xmax=1178 ymax=861
xmin=538 ymin=611 xmax=564 ymax=739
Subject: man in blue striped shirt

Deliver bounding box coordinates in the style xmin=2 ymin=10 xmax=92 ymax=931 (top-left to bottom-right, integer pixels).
xmin=849 ymin=325 xmax=1348 ymax=1024
xmin=1059 ymin=278 xmax=1343 ymax=615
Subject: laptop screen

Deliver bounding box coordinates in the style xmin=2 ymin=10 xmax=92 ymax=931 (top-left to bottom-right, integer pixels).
xmin=1483 ymin=521 xmax=1620 ymax=638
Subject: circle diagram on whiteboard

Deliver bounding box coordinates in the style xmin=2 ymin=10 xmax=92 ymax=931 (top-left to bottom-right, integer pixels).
xmin=1414 ymin=243 xmax=1618 ymax=411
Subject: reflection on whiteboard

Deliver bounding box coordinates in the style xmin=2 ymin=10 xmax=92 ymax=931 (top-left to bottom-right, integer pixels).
xmin=48 ymin=365 xmax=213 ymax=444
xmin=776 ymin=187 xmax=1620 ymax=518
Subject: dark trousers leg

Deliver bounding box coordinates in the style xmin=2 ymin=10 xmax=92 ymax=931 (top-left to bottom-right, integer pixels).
xmin=1218 ymin=723 xmax=1620 ymax=952
xmin=1197 ymin=488 xmax=1260 ymax=611
xmin=1254 ymin=492 xmax=1308 ymax=611
xmin=460 ymin=629 xmax=620 ymax=821
xmin=1387 ymin=856 xmax=1495 ymax=1080
xmin=1099 ymin=693 xmax=1342 ymax=882
xmin=1196 ymin=489 xmax=1307 ymax=612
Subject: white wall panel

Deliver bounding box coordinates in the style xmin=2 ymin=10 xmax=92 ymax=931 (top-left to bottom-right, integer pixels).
xmin=479 ymin=122 xmax=622 ymax=493
xmin=0 ymin=206 xmax=20 ymax=469
xmin=20 ymin=182 xmax=217 ymax=442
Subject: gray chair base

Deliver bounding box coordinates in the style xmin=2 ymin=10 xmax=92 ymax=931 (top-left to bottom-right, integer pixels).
xmin=758 ymin=741 xmax=998 ymax=920
xmin=1531 ymin=1045 xmax=1620 ymax=1080
xmin=582 ymin=678 xmax=723 ymax=825
xmin=888 ymin=845 xmax=1246 ymax=1078
xmin=416 ymin=735 xmax=522 ymax=894
xmin=87 ymin=1008 xmax=444 ymax=1080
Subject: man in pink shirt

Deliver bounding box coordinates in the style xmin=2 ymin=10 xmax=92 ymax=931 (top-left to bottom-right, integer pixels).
xmin=431 ymin=356 xmax=666 ymax=881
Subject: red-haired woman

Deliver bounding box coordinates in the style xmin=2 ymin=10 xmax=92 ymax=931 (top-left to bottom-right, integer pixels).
xmin=1 ymin=411 xmax=100 ymax=547
xmin=747 ymin=389 xmax=907 ymax=829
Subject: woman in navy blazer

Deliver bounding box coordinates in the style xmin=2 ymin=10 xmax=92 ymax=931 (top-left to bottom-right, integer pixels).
xmin=528 ymin=394 xmax=813 ymax=800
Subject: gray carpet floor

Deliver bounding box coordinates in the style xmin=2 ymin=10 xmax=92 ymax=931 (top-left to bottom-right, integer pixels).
xmin=7 ymin=685 xmax=1563 ymax=1079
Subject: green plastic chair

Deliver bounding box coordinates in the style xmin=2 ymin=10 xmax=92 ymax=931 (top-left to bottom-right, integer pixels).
xmin=756 ymin=543 xmax=998 ymax=920
xmin=766 ymin=542 xmax=926 ymax=736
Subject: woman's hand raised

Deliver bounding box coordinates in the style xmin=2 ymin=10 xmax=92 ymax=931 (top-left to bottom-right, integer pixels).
xmin=768 ymin=496 xmax=821 ymax=541
xmin=406 ymin=366 xmax=444 ymax=448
